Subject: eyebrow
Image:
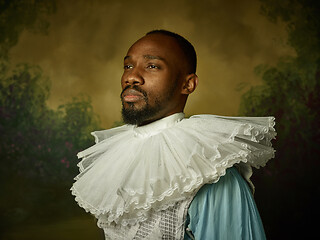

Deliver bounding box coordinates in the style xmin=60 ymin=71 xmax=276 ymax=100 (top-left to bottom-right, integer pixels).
xmin=124 ymin=55 xmax=165 ymax=61
xmin=143 ymin=55 xmax=165 ymax=61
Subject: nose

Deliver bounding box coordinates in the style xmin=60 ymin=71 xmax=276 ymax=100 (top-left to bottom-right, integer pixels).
xmin=122 ymin=68 xmax=144 ymax=86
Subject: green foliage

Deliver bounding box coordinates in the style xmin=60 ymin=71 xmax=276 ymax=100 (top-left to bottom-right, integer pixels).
xmin=58 ymin=95 xmax=101 ymax=151
xmin=260 ymin=0 xmax=320 ymax=62
xmin=0 ymin=0 xmax=102 ymax=234
xmin=0 ymin=0 xmax=56 ymax=60
xmin=241 ymin=60 xmax=319 ymax=163
xmin=240 ymin=0 xmax=320 ymax=163
xmin=240 ymin=0 xmax=320 ymax=238
xmin=0 ymin=62 xmax=101 ymax=229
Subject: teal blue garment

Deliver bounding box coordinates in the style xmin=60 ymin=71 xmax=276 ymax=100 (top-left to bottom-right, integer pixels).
xmin=184 ymin=168 xmax=266 ymax=240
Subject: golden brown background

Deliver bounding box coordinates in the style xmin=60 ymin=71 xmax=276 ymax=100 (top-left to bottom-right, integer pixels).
xmin=2 ymin=0 xmax=319 ymax=239
xmin=11 ymin=0 xmax=293 ymax=128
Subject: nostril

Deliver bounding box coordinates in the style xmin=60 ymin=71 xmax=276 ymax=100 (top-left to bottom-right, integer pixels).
xmin=126 ymin=73 xmax=144 ymax=85
xmin=132 ymin=79 xmax=142 ymax=85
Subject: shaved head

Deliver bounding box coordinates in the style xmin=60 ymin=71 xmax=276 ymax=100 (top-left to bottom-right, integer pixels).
xmin=146 ymin=30 xmax=197 ymax=74
xmin=120 ymin=31 xmax=198 ymax=125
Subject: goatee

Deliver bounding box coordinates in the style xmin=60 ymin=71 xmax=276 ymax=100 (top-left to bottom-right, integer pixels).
xmin=121 ymin=85 xmax=162 ymax=126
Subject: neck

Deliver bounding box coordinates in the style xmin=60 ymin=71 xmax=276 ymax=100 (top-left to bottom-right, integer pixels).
xmin=138 ymin=110 xmax=185 ymax=126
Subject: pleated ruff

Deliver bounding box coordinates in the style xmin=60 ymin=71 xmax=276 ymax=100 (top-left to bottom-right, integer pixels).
xmin=70 ymin=113 xmax=276 ymax=228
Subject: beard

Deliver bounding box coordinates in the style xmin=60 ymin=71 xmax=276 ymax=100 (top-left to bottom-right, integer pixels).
xmin=121 ymin=85 xmax=176 ymax=126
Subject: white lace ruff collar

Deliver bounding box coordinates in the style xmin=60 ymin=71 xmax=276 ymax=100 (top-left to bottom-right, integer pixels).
xmin=71 ymin=113 xmax=276 ymax=227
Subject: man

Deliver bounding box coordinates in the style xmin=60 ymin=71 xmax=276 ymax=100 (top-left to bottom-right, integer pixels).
xmin=71 ymin=30 xmax=276 ymax=239
xmin=120 ymin=30 xmax=198 ymax=126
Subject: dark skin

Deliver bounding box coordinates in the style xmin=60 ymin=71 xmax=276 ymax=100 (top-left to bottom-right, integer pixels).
xmin=121 ymin=33 xmax=198 ymax=126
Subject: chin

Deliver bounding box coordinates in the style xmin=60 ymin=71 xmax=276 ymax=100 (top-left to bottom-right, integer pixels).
xmin=124 ymin=101 xmax=147 ymax=111
xmin=121 ymin=106 xmax=161 ymax=126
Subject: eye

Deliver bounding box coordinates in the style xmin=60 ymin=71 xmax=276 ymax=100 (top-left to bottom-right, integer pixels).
xmin=124 ymin=64 xmax=133 ymax=70
xmin=147 ymin=64 xmax=159 ymax=69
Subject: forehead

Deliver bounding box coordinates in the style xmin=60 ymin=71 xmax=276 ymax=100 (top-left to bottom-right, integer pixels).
xmin=126 ymin=34 xmax=185 ymax=61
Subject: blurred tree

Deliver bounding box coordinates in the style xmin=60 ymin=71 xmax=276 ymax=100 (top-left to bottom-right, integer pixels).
xmin=0 ymin=0 xmax=103 ymax=233
xmin=0 ymin=0 xmax=56 ymax=60
xmin=0 ymin=62 xmax=101 ymax=231
xmin=239 ymin=0 xmax=320 ymax=239
xmin=0 ymin=1 xmax=56 ymax=233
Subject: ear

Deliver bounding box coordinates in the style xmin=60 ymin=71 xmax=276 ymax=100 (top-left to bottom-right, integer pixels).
xmin=181 ymin=73 xmax=199 ymax=95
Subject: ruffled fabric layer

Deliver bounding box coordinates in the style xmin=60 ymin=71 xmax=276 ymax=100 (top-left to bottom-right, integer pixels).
xmin=70 ymin=113 xmax=276 ymax=227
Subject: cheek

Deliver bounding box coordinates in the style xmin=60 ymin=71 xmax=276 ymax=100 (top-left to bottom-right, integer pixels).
xmin=146 ymin=85 xmax=171 ymax=104
xmin=120 ymin=74 xmax=126 ymax=89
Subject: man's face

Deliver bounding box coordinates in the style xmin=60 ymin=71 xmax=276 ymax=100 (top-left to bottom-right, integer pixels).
xmin=120 ymin=34 xmax=187 ymax=125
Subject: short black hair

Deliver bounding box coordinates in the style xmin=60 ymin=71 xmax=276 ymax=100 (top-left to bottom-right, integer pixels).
xmin=146 ymin=30 xmax=197 ymax=74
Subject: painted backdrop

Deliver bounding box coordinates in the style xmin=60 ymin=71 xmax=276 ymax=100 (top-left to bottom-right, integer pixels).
xmin=1 ymin=0 xmax=319 ymax=239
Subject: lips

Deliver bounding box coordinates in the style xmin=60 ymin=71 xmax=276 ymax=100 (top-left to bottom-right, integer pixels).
xmin=122 ymin=88 xmax=144 ymax=102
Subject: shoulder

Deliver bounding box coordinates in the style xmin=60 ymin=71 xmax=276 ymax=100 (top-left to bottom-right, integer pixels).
xmin=190 ymin=167 xmax=251 ymax=210
xmin=186 ymin=167 xmax=266 ymax=240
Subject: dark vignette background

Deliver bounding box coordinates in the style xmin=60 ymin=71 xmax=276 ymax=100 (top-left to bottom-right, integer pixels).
xmin=0 ymin=0 xmax=319 ymax=239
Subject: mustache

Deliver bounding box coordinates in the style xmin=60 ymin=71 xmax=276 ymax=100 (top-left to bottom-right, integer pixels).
xmin=120 ymin=85 xmax=148 ymax=99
